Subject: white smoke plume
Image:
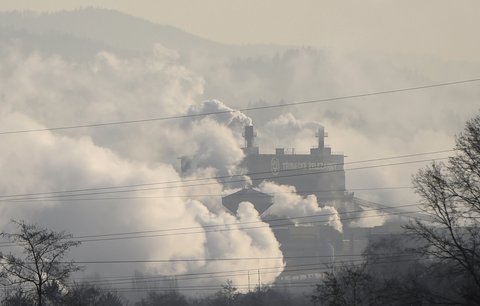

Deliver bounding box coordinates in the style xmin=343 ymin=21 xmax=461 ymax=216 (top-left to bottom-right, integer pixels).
xmin=186 ymin=99 xmax=252 ymax=130
xmin=179 ymin=99 xmax=253 ymax=178
xmin=349 ymin=209 xmax=386 ymax=228
xmin=257 ymin=113 xmax=323 ymax=153
xmin=198 ymin=47 xmax=480 ymax=216
xmin=253 ymin=112 xmax=452 ymax=224
xmin=0 ymin=46 xmax=283 ymax=291
xmin=259 ymin=182 xmax=343 ymax=232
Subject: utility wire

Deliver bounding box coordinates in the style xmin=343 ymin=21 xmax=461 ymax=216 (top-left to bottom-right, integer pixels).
xmin=73 ymin=203 xmax=423 ymax=238
xmin=0 ymin=150 xmax=450 ymax=201
xmin=0 ymin=157 xmax=443 ymax=202
xmin=70 ymin=252 xmax=422 ymax=265
xmin=4 ymin=256 xmax=428 ymax=291
xmin=77 ymin=262 xmax=343 ymax=283
xmin=73 ymin=257 xmax=426 ymax=290
xmin=0 ymin=204 xmax=425 ymax=248
xmin=1 ymin=78 xmax=479 ymax=135
xmin=0 ymin=202 xmax=422 ymax=244
xmin=75 ymin=253 xmax=420 ymax=285
xmin=1 ymin=186 xmax=412 ymax=203
xmin=73 ymin=261 xmax=401 ymax=287
xmin=75 ymin=208 xmax=424 ymax=244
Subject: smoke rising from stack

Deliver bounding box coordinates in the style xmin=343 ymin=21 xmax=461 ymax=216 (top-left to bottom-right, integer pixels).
xmin=0 ymin=46 xmax=284 ymax=289
xmin=259 ymin=182 xmax=343 ymax=232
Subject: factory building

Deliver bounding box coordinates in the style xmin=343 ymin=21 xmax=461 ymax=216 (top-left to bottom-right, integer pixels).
xmin=220 ymin=124 xmax=409 ymax=288
xmin=241 ymin=124 xmax=355 ymax=213
xmin=222 ymin=187 xmax=273 ymax=215
xmin=218 ymin=126 xmax=348 ymax=277
xmin=178 ymin=123 xmax=409 ymax=288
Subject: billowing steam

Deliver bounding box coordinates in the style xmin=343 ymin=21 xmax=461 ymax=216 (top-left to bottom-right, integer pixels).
xmin=259 ymin=182 xmax=343 ymax=232
xmin=0 ymin=46 xmax=284 ymax=289
xmin=260 ymin=113 xmax=323 ymax=151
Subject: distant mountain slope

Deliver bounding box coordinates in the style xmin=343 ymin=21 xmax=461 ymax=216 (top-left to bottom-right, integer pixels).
xmin=0 ymin=8 xmax=287 ymax=57
xmin=0 ymin=25 xmax=137 ymax=60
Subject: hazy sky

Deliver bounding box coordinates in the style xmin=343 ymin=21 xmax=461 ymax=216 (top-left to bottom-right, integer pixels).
xmin=1 ymin=0 xmax=479 ymax=61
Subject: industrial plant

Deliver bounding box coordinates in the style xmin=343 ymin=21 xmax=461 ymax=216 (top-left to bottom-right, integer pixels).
xmin=221 ymin=124 xmax=409 ymax=286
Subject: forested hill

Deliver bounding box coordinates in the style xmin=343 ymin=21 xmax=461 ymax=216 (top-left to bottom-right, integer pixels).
xmin=0 ymin=8 xmax=288 ymax=58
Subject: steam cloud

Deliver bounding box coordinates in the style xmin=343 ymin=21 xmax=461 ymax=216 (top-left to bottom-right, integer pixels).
xmin=0 ymin=46 xmax=284 ymax=289
xmin=259 ymin=182 xmax=343 ymax=232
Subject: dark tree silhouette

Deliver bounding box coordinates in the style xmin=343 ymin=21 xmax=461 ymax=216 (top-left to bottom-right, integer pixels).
xmin=62 ymin=283 xmax=124 ymax=306
xmin=211 ymin=280 xmax=240 ymax=306
xmin=406 ymin=113 xmax=480 ymax=304
xmin=135 ymin=290 xmax=188 ymax=306
xmin=1 ymin=290 xmax=34 ymax=306
xmin=312 ymin=264 xmax=374 ymax=306
xmin=0 ymin=220 xmax=81 ymax=306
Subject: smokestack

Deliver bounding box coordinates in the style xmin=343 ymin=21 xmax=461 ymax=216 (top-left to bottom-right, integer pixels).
xmin=244 ymin=125 xmax=255 ymax=148
xmin=317 ymin=126 xmax=325 ymax=149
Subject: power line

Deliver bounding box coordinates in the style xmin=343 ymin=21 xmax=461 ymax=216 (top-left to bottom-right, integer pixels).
xmin=72 ymin=208 xmax=424 ymax=244
xmin=75 ymin=261 xmax=337 ymax=284
xmin=0 ymin=150 xmax=450 ymax=201
xmin=1 ymin=156 xmax=443 ymax=202
xmin=0 ymin=149 xmax=450 ymax=200
xmin=77 ymin=262 xmax=331 ymax=284
xmin=5 ymin=256 xmax=429 ymax=292
xmin=72 ymin=256 xmax=426 ymax=290
xmin=75 ymin=253 xmax=420 ymax=285
xmin=1 ymin=186 xmax=412 ymax=203
xmin=74 ymin=253 xmax=434 ymax=286
xmin=76 ymin=203 xmax=422 ymax=237
xmin=1 ymin=78 xmax=479 ymax=135
xmin=70 ymin=252 xmax=421 ymax=265
xmin=0 ymin=204 xmax=424 ymax=248
xmin=75 ymin=205 xmax=422 ymax=241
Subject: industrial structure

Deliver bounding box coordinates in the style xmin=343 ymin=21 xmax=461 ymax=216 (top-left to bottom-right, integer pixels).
xmin=180 ymin=123 xmax=411 ymax=290
xmin=241 ymin=125 xmax=348 ymax=201
xmin=219 ymin=124 xmax=410 ymax=289
xmin=238 ymin=124 xmax=356 ymax=221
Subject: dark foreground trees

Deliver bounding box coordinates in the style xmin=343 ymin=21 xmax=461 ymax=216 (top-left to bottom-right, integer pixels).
xmin=313 ymin=113 xmax=480 ymax=305
xmin=406 ymin=113 xmax=480 ymax=304
xmin=0 ymin=220 xmax=81 ymax=306
xmin=311 ymin=234 xmax=461 ymax=305
xmin=312 ymin=264 xmax=374 ymax=306
xmin=58 ymin=283 xmax=124 ymax=306
xmin=135 ymin=291 xmax=189 ymax=306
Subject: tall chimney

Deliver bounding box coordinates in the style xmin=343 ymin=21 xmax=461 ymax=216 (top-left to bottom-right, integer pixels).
xmin=244 ymin=125 xmax=255 ymax=148
xmin=317 ymin=126 xmax=325 ymax=149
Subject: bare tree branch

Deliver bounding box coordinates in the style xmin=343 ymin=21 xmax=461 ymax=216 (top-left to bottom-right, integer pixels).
xmin=0 ymin=220 xmax=81 ymax=306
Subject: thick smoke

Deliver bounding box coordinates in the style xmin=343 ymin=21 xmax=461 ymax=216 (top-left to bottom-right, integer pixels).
xmin=0 ymin=43 xmax=256 ymax=174
xmin=186 ymin=99 xmax=252 ymax=130
xmin=0 ymin=46 xmax=284 ymax=289
xmin=254 ymin=111 xmax=453 ymax=221
xmin=193 ymin=47 xmax=480 ymax=215
xmin=259 ymin=182 xmax=343 ymax=232
xmin=259 ymin=113 xmax=323 ymax=152
xmin=180 ymin=99 xmax=252 ymax=178
xmin=349 ymin=209 xmax=386 ymax=228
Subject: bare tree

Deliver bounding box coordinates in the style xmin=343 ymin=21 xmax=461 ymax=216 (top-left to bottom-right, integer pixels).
xmin=62 ymin=283 xmax=124 ymax=306
xmin=312 ymin=263 xmax=374 ymax=306
xmin=0 ymin=220 xmax=81 ymax=306
xmin=406 ymin=113 xmax=480 ymax=304
xmin=211 ymin=280 xmax=240 ymax=306
xmin=135 ymin=291 xmax=188 ymax=306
